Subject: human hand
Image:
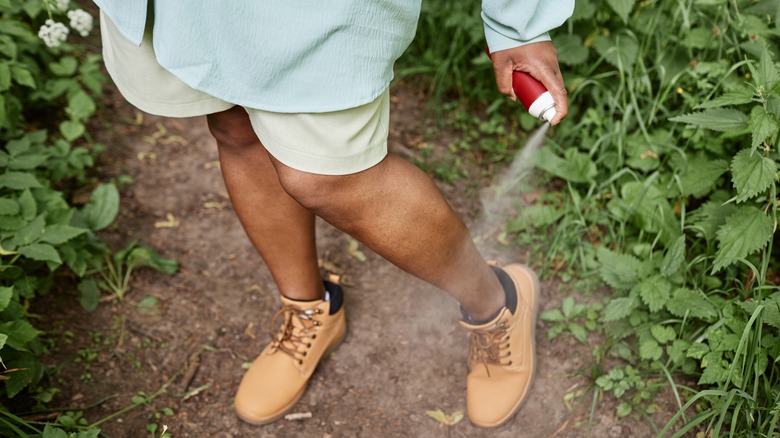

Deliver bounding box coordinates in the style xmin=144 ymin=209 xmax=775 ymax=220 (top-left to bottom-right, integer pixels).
xmin=489 ymin=41 xmax=568 ymax=125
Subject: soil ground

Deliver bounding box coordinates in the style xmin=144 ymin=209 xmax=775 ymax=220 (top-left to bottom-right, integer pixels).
xmin=33 ymin=82 xmax=677 ymax=437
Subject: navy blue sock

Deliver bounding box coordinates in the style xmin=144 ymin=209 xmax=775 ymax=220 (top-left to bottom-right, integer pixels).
xmin=460 ymin=266 xmax=517 ymax=325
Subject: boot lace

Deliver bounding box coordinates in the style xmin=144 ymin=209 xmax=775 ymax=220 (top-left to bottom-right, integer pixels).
xmin=468 ymin=320 xmax=512 ymax=377
xmin=268 ymin=304 xmax=323 ymax=365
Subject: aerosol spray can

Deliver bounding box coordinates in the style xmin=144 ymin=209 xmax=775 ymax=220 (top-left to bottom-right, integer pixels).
xmin=511 ymin=71 xmax=557 ymax=123
xmin=486 ymin=47 xmax=557 ymax=123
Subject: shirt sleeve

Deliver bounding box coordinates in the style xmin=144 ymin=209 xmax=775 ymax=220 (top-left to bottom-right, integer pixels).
xmin=482 ymin=0 xmax=575 ymax=53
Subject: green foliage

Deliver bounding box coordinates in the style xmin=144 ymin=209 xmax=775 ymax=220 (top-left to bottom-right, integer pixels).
xmin=534 ymin=0 xmax=779 ymax=434
xmin=96 ymin=240 xmax=179 ymax=301
xmin=405 ymin=0 xmax=780 ymax=434
xmin=0 ymin=5 xmax=171 ymax=437
xmin=0 ymin=0 xmax=113 ymax=408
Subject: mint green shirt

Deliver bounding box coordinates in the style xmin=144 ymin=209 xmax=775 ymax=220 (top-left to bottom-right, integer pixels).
xmin=94 ymin=1 xmax=573 ymax=112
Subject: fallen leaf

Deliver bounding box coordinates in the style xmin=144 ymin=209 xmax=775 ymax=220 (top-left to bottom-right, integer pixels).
xmin=243 ymin=322 xmax=256 ymax=340
xmin=137 ymin=151 xmax=157 ymax=161
xmin=203 ymin=160 xmax=221 ymax=169
xmin=426 ymin=409 xmax=464 ymax=426
xmin=202 ymin=201 xmax=226 ymax=210
xmin=245 ymin=284 xmax=263 ymax=293
xmin=159 ymin=135 xmax=188 ymax=145
xmin=154 ymin=213 xmax=180 ymax=229
xmin=347 ymin=239 xmax=367 ymax=262
xmin=133 ymin=111 xmax=144 ymax=125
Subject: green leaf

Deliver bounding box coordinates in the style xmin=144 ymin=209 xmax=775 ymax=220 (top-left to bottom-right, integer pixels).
xmin=681 ymin=28 xmax=716 ymax=49
xmin=669 ymin=108 xmax=749 ymax=132
xmin=667 ymin=288 xmax=718 ymax=320
xmin=0 ymin=333 xmax=6 ymax=351
xmin=639 ymin=339 xmax=663 ymax=360
xmin=748 ymin=105 xmax=779 ymax=149
xmin=78 ymin=279 xmax=100 ymax=312
xmin=42 ymin=424 xmax=68 ymax=438
xmin=713 ymin=206 xmax=773 ymax=272
xmin=534 ymin=148 xmax=596 ymax=183
xmin=689 ymin=199 xmax=737 ymax=241
xmin=0 ymin=198 xmax=19 ymax=215
xmin=568 ymin=323 xmax=589 ymax=342
xmin=606 ymin=0 xmax=635 ymax=23
xmin=696 ymin=90 xmax=755 ymax=109
xmin=555 ymin=34 xmax=589 ymax=66
xmin=59 ymin=120 xmax=85 ymax=141
xmin=597 ymin=247 xmax=643 ymax=290
xmin=603 ymin=296 xmax=639 ymax=322
xmin=6 ymin=137 xmax=30 ymax=156
xmin=572 ymin=0 xmax=596 ymax=21
xmin=661 ymin=236 xmax=686 ymax=277
xmin=677 ymin=156 xmax=728 ymax=198
xmin=0 ymin=286 xmax=12 ymax=312
xmin=66 ymin=91 xmax=96 ymax=120
xmin=651 ymin=325 xmax=677 ymax=344
xmin=0 ymin=320 xmax=41 ymax=349
xmin=49 ymin=56 xmax=78 ymax=77
xmin=82 ymin=183 xmax=120 ymax=231
xmin=594 ymin=33 xmax=639 ymax=71
xmin=40 ymin=224 xmax=87 ymax=245
xmin=540 ymin=308 xmax=565 ymax=322
xmin=686 ymin=342 xmax=710 ymax=360
xmin=8 ymin=153 xmax=48 ymax=170
xmin=17 ymin=243 xmax=61 ymax=264
xmin=10 ymin=214 xmax=44 ymax=246
xmin=637 ymin=275 xmax=672 ymax=313
xmin=617 ymin=402 xmax=632 ymax=418
xmin=507 ymin=204 xmax=563 ymax=232
xmin=0 ymin=62 xmax=10 ymax=91
xmin=0 ymin=171 xmax=42 ymax=190
xmin=10 ymin=65 xmax=35 ymax=88
xmin=731 ymin=148 xmax=777 ymax=202
xmin=4 ymin=352 xmax=38 ymax=397
xmin=667 ymin=339 xmax=691 ymax=364
xmin=17 ymin=188 xmax=35 ymax=221
xmin=126 ymin=246 xmax=178 ymax=275
xmin=754 ymin=48 xmax=780 ymax=87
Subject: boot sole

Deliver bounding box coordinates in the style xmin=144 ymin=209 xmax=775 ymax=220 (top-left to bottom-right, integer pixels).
xmin=235 ymin=319 xmax=348 ymax=425
xmin=477 ymin=263 xmax=540 ymax=428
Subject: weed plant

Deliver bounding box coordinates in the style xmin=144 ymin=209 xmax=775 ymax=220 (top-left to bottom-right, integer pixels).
xmin=0 ymin=1 xmax=176 ymax=436
xmin=401 ymin=0 xmax=780 ymax=435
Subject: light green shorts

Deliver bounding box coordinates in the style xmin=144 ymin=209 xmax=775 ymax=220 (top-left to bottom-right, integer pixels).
xmin=99 ymin=12 xmax=389 ymax=176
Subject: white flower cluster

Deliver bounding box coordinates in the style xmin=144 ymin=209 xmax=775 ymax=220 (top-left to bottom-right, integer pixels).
xmin=67 ymin=9 xmax=93 ymax=37
xmin=37 ymin=3 xmax=94 ymax=48
xmin=37 ymin=19 xmax=69 ymax=48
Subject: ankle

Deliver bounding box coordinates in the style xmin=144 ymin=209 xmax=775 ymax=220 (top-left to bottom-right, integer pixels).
xmin=460 ymin=265 xmax=519 ymax=324
xmin=461 ymin=289 xmax=505 ymax=325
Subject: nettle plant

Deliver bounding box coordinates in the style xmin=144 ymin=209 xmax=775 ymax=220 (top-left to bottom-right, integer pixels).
xmin=509 ymin=0 xmax=780 ymax=434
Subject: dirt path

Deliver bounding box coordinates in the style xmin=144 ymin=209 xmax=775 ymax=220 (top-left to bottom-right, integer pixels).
xmin=36 ymin=84 xmax=665 ymax=437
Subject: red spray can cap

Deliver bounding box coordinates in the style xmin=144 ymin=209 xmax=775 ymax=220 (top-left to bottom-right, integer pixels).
xmin=486 ymin=47 xmax=557 ymax=123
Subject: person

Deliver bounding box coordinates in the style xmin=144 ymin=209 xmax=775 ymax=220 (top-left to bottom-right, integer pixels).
xmin=93 ymin=0 xmax=573 ymax=428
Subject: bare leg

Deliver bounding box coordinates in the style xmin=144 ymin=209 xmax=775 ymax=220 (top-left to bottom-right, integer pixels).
xmin=207 ymin=107 xmax=322 ymax=301
xmin=273 ymin=154 xmax=505 ymax=321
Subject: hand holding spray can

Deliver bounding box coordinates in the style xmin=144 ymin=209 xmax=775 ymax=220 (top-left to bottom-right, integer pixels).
xmin=486 ymin=47 xmax=557 ymax=123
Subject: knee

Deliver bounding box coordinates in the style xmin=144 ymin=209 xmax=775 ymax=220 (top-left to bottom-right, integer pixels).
xmin=275 ymin=166 xmax=348 ymax=213
xmin=207 ymin=107 xmax=259 ymax=153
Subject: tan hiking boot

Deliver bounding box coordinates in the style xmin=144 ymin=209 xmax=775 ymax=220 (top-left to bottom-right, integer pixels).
xmin=460 ymin=263 xmax=540 ymax=428
xmin=234 ymin=282 xmax=346 ymax=424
